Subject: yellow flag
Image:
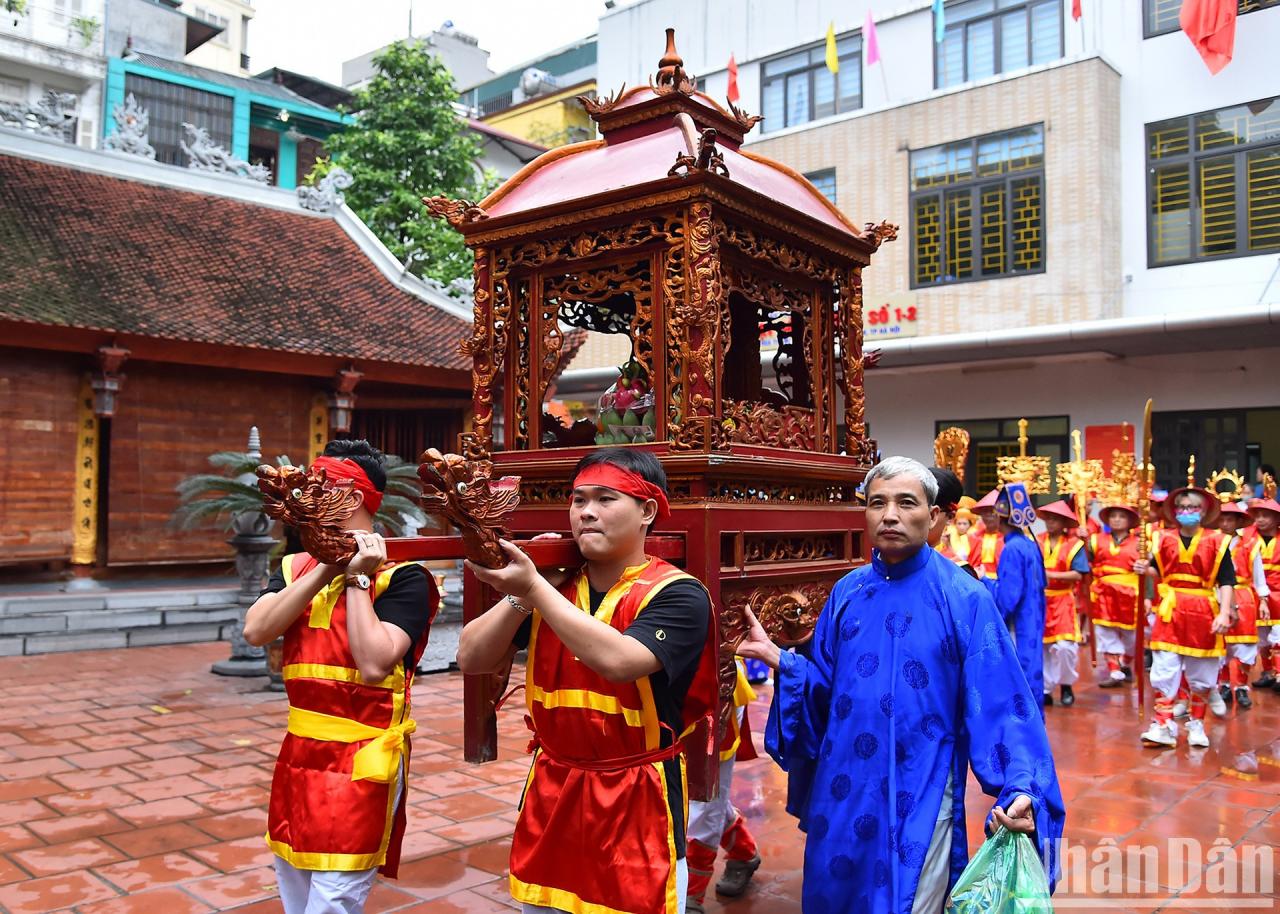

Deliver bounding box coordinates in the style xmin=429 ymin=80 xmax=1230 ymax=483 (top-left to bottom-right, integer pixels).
xmin=825 ymin=21 xmax=839 ymax=73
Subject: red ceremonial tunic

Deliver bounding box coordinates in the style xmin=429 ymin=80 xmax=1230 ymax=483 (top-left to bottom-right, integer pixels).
xmin=1090 ymin=532 xmax=1142 ymax=630
xmin=1259 ymin=535 xmax=1280 ymax=629
xmin=969 ymin=530 xmax=1004 ymax=581
xmin=1226 ymin=530 xmax=1260 ymax=643
xmin=510 ymin=558 xmax=719 ymax=914
xmin=266 ymin=553 xmax=438 ymax=876
xmin=1039 ymin=533 xmax=1084 ymax=644
xmin=1149 ymin=529 xmax=1229 ymax=657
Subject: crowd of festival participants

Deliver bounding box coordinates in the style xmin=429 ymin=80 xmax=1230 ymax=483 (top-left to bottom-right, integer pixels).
xmin=937 ymin=462 xmax=1280 ymax=751
xmin=238 ymin=437 xmax=1277 ymax=914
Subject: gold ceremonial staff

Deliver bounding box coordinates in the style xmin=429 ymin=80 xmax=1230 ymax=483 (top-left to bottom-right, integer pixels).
xmin=1135 ymin=399 xmax=1154 ymax=719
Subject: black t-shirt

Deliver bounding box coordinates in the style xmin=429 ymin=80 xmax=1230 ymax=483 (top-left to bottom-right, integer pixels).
xmin=262 ymin=562 xmax=433 ymax=673
xmin=513 ymin=576 xmax=711 ymax=858
xmin=1176 ymin=535 xmax=1236 ymax=586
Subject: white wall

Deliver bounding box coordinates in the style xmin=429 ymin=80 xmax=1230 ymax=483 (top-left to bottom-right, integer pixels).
xmin=1116 ymin=5 xmax=1280 ymax=317
xmin=865 ymin=345 xmax=1280 ymax=465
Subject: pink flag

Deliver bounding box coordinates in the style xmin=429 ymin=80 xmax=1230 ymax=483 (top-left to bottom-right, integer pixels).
xmin=864 ymin=8 xmax=881 ymax=66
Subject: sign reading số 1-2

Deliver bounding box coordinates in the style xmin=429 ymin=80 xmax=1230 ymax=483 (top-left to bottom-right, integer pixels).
xmin=864 ymin=295 xmax=920 ymax=339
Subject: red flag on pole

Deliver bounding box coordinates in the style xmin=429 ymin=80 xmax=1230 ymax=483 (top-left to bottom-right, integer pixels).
xmin=727 ymin=54 xmax=740 ymax=104
xmin=1072 ymin=0 xmax=1082 ymax=20
xmin=1180 ymin=0 xmax=1237 ymax=74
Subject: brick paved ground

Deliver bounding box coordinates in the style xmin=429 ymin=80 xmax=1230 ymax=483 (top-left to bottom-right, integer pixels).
xmin=0 ymin=642 xmax=1277 ymax=912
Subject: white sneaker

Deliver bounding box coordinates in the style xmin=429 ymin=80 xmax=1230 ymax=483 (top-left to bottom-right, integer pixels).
xmin=1172 ymin=700 xmax=1189 ymax=718
xmin=1141 ymin=722 xmax=1177 ymax=747
xmin=1109 ymin=669 xmax=1126 ymax=681
xmin=1186 ymin=719 xmax=1210 ymax=748
xmin=1207 ymin=690 xmax=1228 ymax=718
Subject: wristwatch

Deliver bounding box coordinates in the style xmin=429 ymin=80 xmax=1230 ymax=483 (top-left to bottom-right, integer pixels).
xmin=346 ymin=573 xmax=372 ymax=591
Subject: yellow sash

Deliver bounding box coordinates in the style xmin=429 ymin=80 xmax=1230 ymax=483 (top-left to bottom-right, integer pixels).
xmin=287 ymin=706 xmax=416 ymax=783
xmin=1156 ymin=574 xmax=1217 ymax=624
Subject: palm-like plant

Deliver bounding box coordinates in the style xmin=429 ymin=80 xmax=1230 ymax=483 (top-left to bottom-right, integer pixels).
xmin=173 ymin=450 xmax=427 ymax=537
xmin=173 ymin=450 xmax=278 ymax=531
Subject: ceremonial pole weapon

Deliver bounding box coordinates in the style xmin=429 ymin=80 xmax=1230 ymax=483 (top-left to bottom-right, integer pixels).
xmin=1135 ymin=399 xmax=1154 ymax=719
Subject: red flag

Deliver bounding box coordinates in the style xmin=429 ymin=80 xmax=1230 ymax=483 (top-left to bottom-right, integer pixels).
xmin=1072 ymin=0 xmax=1082 ymax=20
xmin=1180 ymin=0 xmax=1237 ymax=75
xmin=727 ymin=53 xmax=739 ymax=104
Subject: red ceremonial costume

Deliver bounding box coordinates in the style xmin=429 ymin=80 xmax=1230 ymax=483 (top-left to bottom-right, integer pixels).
xmin=510 ymin=558 xmax=718 ymax=914
xmin=1091 ymin=532 xmax=1142 ymax=632
xmin=1039 ymin=532 xmax=1084 ymax=644
xmin=1150 ymin=529 xmax=1230 ymax=657
xmin=969 ymin=530 xmax=1004 ymax=580
xmin=1226 ymin=527 xmax=1261 ymax=645
xmin=1259 ymin=533 xmax=1280 ymax=630
xmin=266 ymin=553 xmax=438 ymax=876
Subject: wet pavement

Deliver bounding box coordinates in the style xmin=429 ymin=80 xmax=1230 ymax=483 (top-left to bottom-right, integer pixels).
xmin=0 ymin=642 xmax=1277 ymax=912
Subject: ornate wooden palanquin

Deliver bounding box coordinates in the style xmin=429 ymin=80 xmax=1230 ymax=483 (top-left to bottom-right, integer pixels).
xmin=428 ymin=30 xmax=896 ymax=796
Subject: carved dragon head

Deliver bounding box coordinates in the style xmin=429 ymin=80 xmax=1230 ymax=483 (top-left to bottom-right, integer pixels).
xmin=256 ymin=463 xmax=362 ymax=564
xmin=417 ymin=449 xmax=521 ymax=568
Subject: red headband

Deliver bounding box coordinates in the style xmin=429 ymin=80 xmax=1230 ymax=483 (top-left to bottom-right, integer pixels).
xmin=571 ymin=463 xmax=670 ymax=522
xmin=311 ymin=456 xmax=383 ymax=516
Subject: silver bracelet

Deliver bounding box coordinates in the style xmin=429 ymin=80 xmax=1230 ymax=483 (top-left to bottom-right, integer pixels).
xmin=505 ymin=593 xmax=533 ymax=616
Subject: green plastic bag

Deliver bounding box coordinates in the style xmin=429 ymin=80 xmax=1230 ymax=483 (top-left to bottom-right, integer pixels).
xmin=946 ymin=826 xmax=1053 ymax=913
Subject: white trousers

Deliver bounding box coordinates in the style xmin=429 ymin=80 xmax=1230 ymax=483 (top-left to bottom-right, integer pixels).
xmin=1150 ymin=650 xmax=1219 ymax=698
xmin=1227 ymin=642 xmax=1260 ymax=665
xmin=1042 ymin=641 xmax=1080 ymax=690
xmin=521 ymin=860 xmax=687 ymax=914
xmin=275 ymin=858 xmax=378 ymax=914
xmin=1270 ymin=626 xmax=1280 ymax=646
xmin=1094 ymin=625 xmax=1135 ymax=657
xmin=688 ymin=707 xmax=745 ymax=847
xmin=274 ymin=764 xmax=402 ymax=914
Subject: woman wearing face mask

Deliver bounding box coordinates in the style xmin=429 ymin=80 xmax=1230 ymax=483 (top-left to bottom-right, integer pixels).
xmin=1134 ymin=485 xmax=1237 ymax=749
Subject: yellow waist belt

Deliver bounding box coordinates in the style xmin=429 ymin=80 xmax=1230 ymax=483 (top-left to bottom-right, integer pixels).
xmin=1155 ymin=579 xmax=1217 ymax=624
xmin=1044 ymin=587 xmax=1074 ymax=597
xmin=287 ymin=705 xmax=416 ymax=783
xmin=1095 ymin=571 xmax=1139 ymax=589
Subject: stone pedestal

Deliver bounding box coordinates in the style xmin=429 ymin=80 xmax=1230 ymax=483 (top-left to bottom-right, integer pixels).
xmin=212 ymin=509 xmax=276 ymax=677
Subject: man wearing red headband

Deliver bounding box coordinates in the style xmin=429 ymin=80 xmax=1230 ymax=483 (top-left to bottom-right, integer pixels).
xmin=457 ymin=448 xmax=718 ymax=914
xmin=244 ymin=439 xmax=437 ymax=914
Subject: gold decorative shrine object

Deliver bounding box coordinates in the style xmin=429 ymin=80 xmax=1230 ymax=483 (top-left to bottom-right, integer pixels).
xmin=934 ymin=427 xmax=970 ymax=483
xmin=997 ymin=418 xmax=1050 ymax=494
xmin=1055 ymin=429 xmax=1104 ymax=528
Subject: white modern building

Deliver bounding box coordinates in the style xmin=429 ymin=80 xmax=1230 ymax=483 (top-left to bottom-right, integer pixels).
xmin=341 ymin=22 xmax=492 ymax=92
xmin=0 ymin=0 xmax=107 ymax=148
xmin=179 ymin=0 xmax=253 ymax=75
xmin=570 ymin=0 xmax=1280 ymax=493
